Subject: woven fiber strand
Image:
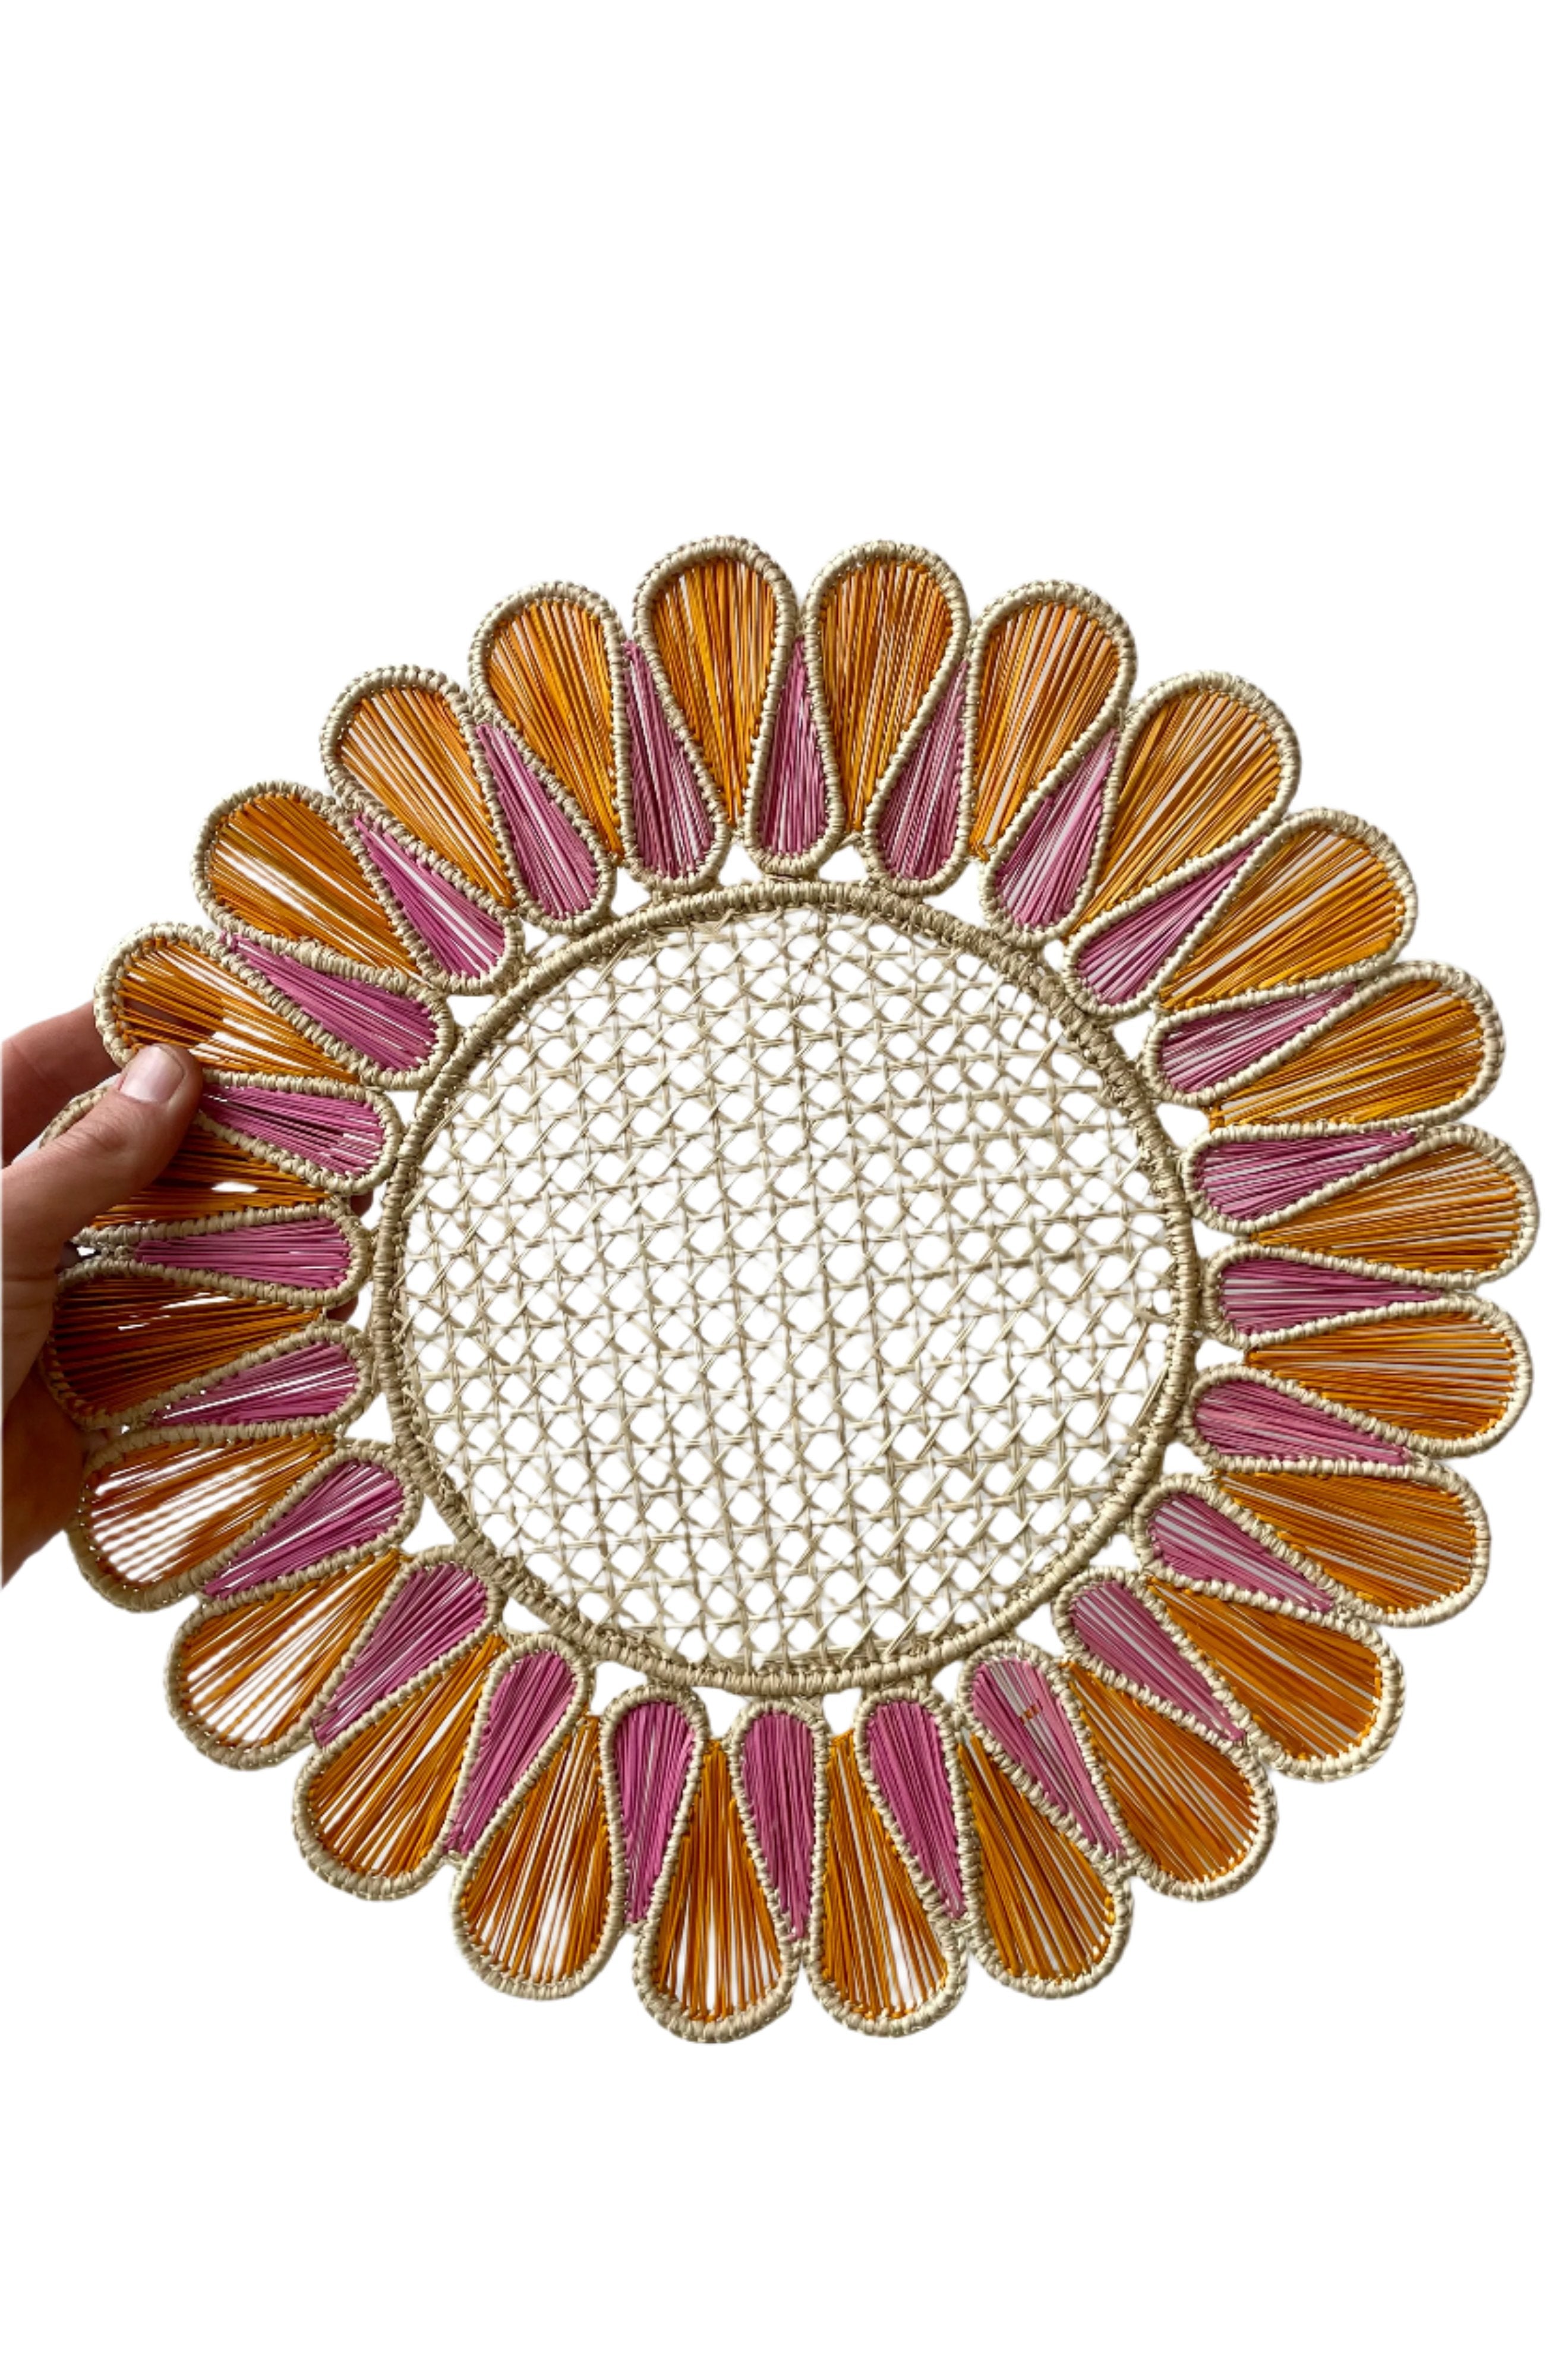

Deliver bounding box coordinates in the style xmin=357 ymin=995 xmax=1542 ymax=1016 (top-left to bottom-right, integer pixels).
xmin=381 ymin=885 xmax=1188 ymax=1691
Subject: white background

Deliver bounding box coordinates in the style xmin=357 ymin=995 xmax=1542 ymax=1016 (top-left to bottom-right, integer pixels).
xmin=2 ymin=4 xmax=1562 ymax=2346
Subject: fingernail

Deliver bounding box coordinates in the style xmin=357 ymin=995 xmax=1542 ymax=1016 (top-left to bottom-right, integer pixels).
xmin=118 ymin=1044 xmax=187 ymax=1104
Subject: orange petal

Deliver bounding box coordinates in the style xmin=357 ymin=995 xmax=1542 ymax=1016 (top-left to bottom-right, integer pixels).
xmin=478 ymin=594 xmax=623 ymax=856
xmin=1153 ymin=1583 xmax=1390 ymax=1769
xmin=1211 ymin=972 xmax=1492 ymax=1129
xmin=811 ymin=549 xmax=962 ymax=833
xmin=1219 ymin=1466 xmax=1484 ymax=1620
xmin=87 ymin=1129 xmax=326 ymax=1231
xmin=332 ymin=679 xmax=514 ymax=902
xmin=455 ymin=1713 xmax=616 ymax=1987
xmin=169 ymin=1548 xmax=406 ymax=1760
xmin=1247 ymin=1307 xmax=1523 ymax=1445
xmin=814 ymin=1731 xmax=955 ymax=2028
xmin=960 ymin=1737 xmax=1120 ymax=1987
xmin=81 ymin=1434 xmax=332 ymax=1598
xmin=109 ymin=934 xmax=353 ymax=1080
xmin=46 ymin=1274 xmax=314 ymax=1419
xmin=1065 ymin=1663 xmax=1269 ymax=1891
xmin=203 ymin=789 xmax=420 ymax=972
xmin=1264 ymin=1138 xmax=1530 ymax=1279
xmin=299 ymin=1631 xmax=506 ymax=1886
xmin=642 ymin=547 xmax=784 ymax=826
xmin=1076 ymin=681 xmax=1294 ymax=925
xmin=968 ymin=590 xmax=1130 ymax=853
xmin=1160 ymin=818 xmax=1411 ymax=1010
xmin=645 ymin=1740 xmax=787 ymax=2035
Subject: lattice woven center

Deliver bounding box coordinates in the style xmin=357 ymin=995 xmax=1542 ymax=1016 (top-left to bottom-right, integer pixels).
xmin=393 ymin=899 xmax=1178 ymax=1683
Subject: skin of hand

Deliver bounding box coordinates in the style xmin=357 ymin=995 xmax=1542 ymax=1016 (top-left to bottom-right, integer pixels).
xmin=2 ymin=1008 xmax=203 ymax=1581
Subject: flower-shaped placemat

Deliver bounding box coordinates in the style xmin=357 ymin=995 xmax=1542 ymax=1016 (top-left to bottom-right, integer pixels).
xmin=47 ymin=539 xmax=1534 ymax=2039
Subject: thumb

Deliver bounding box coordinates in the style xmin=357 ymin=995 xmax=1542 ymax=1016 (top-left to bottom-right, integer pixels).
xmin=4 ymin=1044 xmax=204 ymax=1272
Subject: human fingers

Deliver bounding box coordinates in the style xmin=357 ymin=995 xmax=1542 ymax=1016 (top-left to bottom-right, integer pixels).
xmin=3 ymin=1044 xmax=204 ymax=1409
xmin=2 ymin=1005 xmax=115 ymax=1165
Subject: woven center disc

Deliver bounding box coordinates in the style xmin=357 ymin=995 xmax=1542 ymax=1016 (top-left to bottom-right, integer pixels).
xmin=383 ymin=886 xmax=1191 ymax=1693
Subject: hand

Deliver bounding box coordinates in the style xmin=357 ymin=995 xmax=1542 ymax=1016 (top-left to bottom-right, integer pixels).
xmin=3 ymin=1009 xmax=203 ymax=1581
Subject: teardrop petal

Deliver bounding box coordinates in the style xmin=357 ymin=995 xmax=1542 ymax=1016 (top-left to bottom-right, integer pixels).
xmin=736 ymin=1706 xmax=819 ymax=1942
xmin=203 ymin=1454 xmax=412 ymax=1595
xmin=960 ymin=1735 xmax=1124 ymax=1992
xmin=201 ymin=788 xmax=420 ymax=972
xmin=611 ymin=1694 xmax=699 ymax=1924
xmin=106 ymin=933 xmax=354 ymax=1080
xmin=639 ymin=541 xmax=789 ymax=827
xmin=312 ymin=1560 xmax=491 ymax=1742
xmin=1140 ymin=1485 xmax=1336 ymax=1611
xmin=1075 ymin=679 xmax=1295 ymax=927
xmin=1213 ymin=1252 xmax=1440 ymax=1339
xmin=641 ymin=1741 xmax=790 ymax=2039
xmin=968 ymin=587 xmax=1132 ymax=855
xmin=1189 ymin=1372 xmax=1410 ymax=1467
xmin=749 ymin=640 xmax=835 ymax=868
xmin=1064 ymin=1663 xmax=1272 ymax=1895
xmin=328 ymin=676 xmax=515 ymax=902
xmin=475 ymin=590 xmax=623 ymax=855
xmin=169 ymin=1547 xmax=406 ymax=1763
xmin=78 ymin=1434 xmax=333 ymax=1604
xmin=1065 ymin=1577 xmax=1242 ymax=1738
xmin=966 ymin=1653 xmax=1124 ymax=1853
xmin=1247 ymin=1305 xmax=1525 ymax=1448
xmin=1152 ymin=1582 xmax=1396 ymax=1773
xmin=228 ymin=937 xmax=442 ymax=1086
xmin=1264 ymin=1136 xmax=1534 ymax=1280
xmin=445 ymin=1646 xmax=580 ymax=1859
xmin=1210 ymin=971 xmax=1496 ymax=1130
xmin=454 ymin=1714 xmax=617 ymax=1992
xmin=868 ymin=665 xmax=967 ymax=887
xmin=134 ymin=1211 xmax=361 ymax=1301
xmin=147 ymin=1331 xmax=369 ymax=1432
xmin=622 ymin=641 xmax=720 ymax=883
xmin=197 ymin=1082 xmax=397 ymax=1186
xmin=1071 ymin=845 xmax=1251 ymax=1010
xmin=87 ymin=1129 xmax=327 ymax=1232
xmin=989 ymin=730 xmax=1116 ymax=934
xmin=46 ymin=1273 xmax=314 ymax=1422
xmin=1160 ymin=817 xmax=1414 ymax=1010
xmin=1188 ymin=1127 xmax=1418 ymax=1225
xmin=297 ymin=1631 xmax=507 ymax=1891
xmin=811 ymin=1731 xmax=959 ymax=2031
xmin=472 ymin=723 xmax=604 ymax=924
xmin=352 ymin=816 xmax=514 ymax=982
xmin=862 ymin=1697 xmax=964 ymax=1916
xmin=1219 ymin=1466 xmax=1487 ymax=1622
xmin=1155 ymin=988 xmax=1355 ymax=1100
xmin=807 ymin=546 xmax=965 ymax=834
